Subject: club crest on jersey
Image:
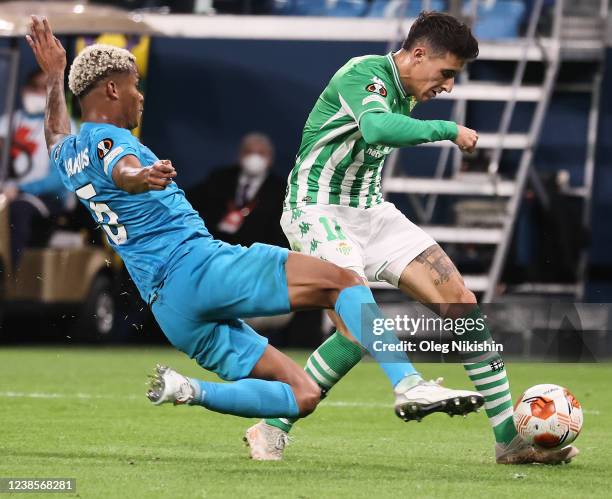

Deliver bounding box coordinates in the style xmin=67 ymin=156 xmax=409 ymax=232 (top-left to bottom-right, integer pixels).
xmin=366 ymin=76 xmax=387 ymax=97
xmin=97 ymin=138 xmax=114 ymax=159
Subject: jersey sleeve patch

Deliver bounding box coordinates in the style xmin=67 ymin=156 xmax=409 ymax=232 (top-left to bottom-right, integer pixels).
xmin=365 ymin=76 xmax=388 ymax=97
xmin=96 ymin=137 xmax=126 ymax=174
xmin=91 ymin=128 xmax=138 ymax=178
xmin=97 ymin=138 xmax=114 ymax=159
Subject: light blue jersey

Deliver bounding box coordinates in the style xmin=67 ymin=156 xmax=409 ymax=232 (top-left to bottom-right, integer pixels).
xmin=50 ymin=121 xmax=293 ymax=382
xmin=51 ymin=122 xmax=211 ymax=302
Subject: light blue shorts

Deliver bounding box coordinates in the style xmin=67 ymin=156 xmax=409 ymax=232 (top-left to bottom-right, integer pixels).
xmin=151 ymin=239 xmax=291 ymax=381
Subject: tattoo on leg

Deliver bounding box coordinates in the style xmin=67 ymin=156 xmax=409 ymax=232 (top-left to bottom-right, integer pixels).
xmin=414 ymin=245 xmax=459 ymax=286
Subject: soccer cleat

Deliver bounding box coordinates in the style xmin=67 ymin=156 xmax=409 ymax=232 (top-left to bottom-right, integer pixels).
xmin=495 ymin=435 xmax=579 ymax=465
xmin=146 ymin=364 xmax=195 ymax=406
xmin=394 ymin=377 xmax=484 ymax=422
xmin=244 ymin=421 xmax=289 ymax=461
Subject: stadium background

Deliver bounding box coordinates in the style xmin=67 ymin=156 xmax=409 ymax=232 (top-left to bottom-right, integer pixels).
xmin=4 ymin=28 xmax=612 ymax=272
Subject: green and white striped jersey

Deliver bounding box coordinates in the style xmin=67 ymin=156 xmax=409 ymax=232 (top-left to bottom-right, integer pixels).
xmin=284 ymin=53 xmax=417 ymax=211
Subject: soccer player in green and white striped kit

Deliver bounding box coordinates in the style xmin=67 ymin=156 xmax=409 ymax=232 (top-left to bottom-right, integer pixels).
xmin=246 ymin=12 xmax=578 ymax=465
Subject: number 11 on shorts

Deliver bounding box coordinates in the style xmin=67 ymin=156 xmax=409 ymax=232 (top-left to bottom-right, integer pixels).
xmin=319 ymin=216 xmax=346 ymax=241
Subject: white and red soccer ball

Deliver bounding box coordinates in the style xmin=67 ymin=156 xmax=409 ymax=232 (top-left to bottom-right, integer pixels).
xmin=513 ymin=384 xmax=583 ymax=449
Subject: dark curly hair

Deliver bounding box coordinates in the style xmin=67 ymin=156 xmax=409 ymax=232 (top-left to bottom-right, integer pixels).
xmin=403 ymin=11 xmax=479 ymax=61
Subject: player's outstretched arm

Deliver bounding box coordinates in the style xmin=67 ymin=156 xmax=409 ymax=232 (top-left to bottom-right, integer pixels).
xmin=112 ymin=157 xmax=177 ymax=194
xmin=25 ymin=16 xmax=71 ymax=154
xmin=360 ymin=112 xmax=478 ymax=153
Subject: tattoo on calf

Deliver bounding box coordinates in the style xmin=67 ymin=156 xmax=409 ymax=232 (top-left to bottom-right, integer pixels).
xmin=414 ymin=245 xmax=459 ymax=286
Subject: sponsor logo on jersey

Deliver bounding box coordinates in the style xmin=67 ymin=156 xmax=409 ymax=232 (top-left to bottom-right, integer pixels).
xmin=366 ymin=145 xmax=392 ymax=158
xmin=366 ymin=147 xmax=384 ymax=158
xmin=366 ymin=76 xmax=387 ymax=97
xmin=97 ymin=138 xmax=114 ymax=159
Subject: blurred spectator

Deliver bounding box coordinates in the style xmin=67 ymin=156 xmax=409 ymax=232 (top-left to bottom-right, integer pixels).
xmin=0 ymin=69 xmax=75 ymax=269
xmin=188 ymin=132 xmax=287 ymax=248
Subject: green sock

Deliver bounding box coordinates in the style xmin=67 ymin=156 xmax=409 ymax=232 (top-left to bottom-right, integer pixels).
xmin=458 ymin=306 xmax=518 ymax=445
xmin=266 ymin=331 xmax=364 ymax=433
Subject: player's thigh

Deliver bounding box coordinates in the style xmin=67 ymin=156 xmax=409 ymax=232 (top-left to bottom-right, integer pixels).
xmin=363 ymin=202 xmax=436 ymax=286
xmin=281 ymin=207 xmax=366 ymax=276
xmin=170 ymin=240 xmax=293 ymax=320
xmin=281 ymin=207 xmax=366 ymax=309
xmin=153 ymin=295 xmax=270 ymax=381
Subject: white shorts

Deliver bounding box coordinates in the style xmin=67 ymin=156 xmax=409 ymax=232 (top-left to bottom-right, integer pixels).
xmin=280 ymin=202 xmax=436 ymax=287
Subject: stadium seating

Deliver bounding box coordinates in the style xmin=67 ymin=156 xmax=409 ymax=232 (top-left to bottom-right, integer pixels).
xmin=271 ymin=0 xmax=526 ymax=40
xmin=271 ymin=0 xmax=368 ymax=17
xmin=469 ymin=0 xmax=526 ymax=39
xmin=367 ymin=0 xmax=446 ymax=18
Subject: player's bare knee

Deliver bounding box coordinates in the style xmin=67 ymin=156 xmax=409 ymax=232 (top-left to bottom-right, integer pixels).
xmin=443 ymin=284 xmax=478 ymax=318
xmin=293 ymin=377 xmax=321 ymax=417
xmin=296 ymin=386 xmax=321 ymax=417
xmin=328 ymin=267 xmax=363 ymax=301
xmin=456 ymin=285 xmax=477 ymax=305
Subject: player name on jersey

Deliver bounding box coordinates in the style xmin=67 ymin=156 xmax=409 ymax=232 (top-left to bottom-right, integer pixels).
xmin=64 ymin=147 xmax=90 ymax=177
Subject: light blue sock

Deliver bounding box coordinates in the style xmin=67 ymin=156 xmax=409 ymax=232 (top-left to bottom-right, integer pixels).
xmin=188 ymin=378 xmax=300 ymax=419
xmin=334 ymin=285 xmax=419 ymax=387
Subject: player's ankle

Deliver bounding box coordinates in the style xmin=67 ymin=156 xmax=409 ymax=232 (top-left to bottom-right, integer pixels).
xmin=394 ymin=373 xmax=423 ymax=392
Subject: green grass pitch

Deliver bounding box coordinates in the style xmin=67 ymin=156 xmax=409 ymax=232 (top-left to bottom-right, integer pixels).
xmin=0 ymin=347 xmax=610 ymax=498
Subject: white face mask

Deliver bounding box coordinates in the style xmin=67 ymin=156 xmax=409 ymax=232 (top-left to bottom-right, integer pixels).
xmin=240 ymin=153 xmax=269 ymax=176
xmin=22 ymin=93 xmax=46 ymax=115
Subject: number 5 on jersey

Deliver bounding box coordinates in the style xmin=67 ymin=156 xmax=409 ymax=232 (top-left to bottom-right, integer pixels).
xmin=76 ymin=183 xmax=127 ymax=245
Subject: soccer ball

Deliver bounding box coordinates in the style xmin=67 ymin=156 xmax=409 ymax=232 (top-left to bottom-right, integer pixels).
xmin=513 ymin=384 xmax=583 ymax=449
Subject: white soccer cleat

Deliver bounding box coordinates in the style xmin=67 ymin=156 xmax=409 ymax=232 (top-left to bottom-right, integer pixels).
xmin=244 ymin=421 xmax=289 ymax=461
xmin=394 ymin=377 xmax=484 ymax=422
xmin=495 ymin=435 xmax=579 ymax=465
xmin=146 ymin=364 xmax=195 ymax=406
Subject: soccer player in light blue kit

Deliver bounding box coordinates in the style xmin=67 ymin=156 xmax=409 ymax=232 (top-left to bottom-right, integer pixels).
xmin=26 ymin=17 xmax=496 ymax=444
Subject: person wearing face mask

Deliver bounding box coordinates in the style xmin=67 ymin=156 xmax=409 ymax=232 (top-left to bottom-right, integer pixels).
xmin=187 ymin=132 xmax=286 ymax=248
xmin=0 ymin=69 xmax=76 ymax=270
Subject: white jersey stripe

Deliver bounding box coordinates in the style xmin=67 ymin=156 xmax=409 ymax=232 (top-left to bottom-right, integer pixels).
xmin=320 ymin=106 xmax=349 ymax=130
xmin=338 ymin=93 xmax=357 ymax=120
xmin=294 ymin=121 xmax=359 ymax=207
xmin=338 ymin=150 xmax=365 ymax=206
xmin=317 ymin=130 xmax=362 ymax=203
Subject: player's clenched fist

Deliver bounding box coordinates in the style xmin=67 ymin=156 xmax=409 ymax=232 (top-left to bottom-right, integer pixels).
xmin=145 ymin=160 xmax=177 ymax=190
xmin=453 ymin=125 xmax=479 ymax=153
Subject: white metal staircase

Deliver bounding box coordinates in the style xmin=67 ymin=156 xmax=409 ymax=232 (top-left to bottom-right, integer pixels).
xmin=379 ymin=0 xmax=608 ymax=301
